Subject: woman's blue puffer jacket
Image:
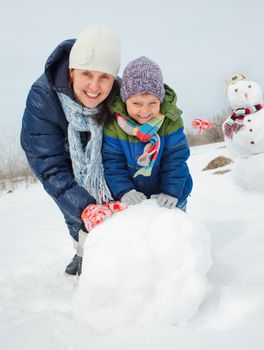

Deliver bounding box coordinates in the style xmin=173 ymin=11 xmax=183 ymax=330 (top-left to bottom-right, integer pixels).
xmin=20 ymin=39 xmax=96 ymax=240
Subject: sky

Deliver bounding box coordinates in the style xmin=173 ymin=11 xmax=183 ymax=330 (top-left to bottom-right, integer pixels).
xmin=1 ymin=0 xmax=264 ymax=141
xmin=1 ymin=142 xmax=264 ymax=349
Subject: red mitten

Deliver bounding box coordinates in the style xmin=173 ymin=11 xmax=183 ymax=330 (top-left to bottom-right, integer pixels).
xmin=223 ymin=122 xmax=234 ymax=139
xmin=224 ymin=121 xmax=243 ymax=139
xmin=104 ymin=201 xmax=128 ymax=213
xmin=232 ymin=122 xmax=244 ymax=133
xmin=81 ymin=204 xmax=112 ymax=232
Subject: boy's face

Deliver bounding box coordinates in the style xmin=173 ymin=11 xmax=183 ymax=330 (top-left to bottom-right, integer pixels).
xmin=126 ymin=93 xmax=161 ymax=124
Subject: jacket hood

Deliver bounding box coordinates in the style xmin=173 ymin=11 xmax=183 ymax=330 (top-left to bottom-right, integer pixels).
xmin=109 ymin=84 xmax=182 ymax=122
xmin=45 ymin=39 xmax=75 ymax=94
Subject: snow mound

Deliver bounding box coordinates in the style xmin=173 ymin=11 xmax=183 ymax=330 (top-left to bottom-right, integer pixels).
xmin=73 ymin=201 xmax=212 ymax=333
xmin=234 ymin=153 xmax=264 ymax=192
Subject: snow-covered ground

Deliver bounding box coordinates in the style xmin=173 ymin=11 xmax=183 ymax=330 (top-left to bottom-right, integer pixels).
xmin=1 ymin=142 xmax=264 ymax=349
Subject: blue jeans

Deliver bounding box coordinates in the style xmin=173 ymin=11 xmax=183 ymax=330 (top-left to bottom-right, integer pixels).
xmin=63 ymin=212 xmax=83 ymax=241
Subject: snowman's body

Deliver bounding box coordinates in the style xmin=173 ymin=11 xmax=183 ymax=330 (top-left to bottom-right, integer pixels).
xmin=223 ymin=79 xmax=264 ymax=158
xmin=224 ymin=108 xmax=264 ymax=158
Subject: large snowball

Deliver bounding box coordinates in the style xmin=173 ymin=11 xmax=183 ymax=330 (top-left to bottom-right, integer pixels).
xmin=73 ymin=201 xmax=212 ymax=333
xmin=234 ymin=153 xmax=264 ymax=192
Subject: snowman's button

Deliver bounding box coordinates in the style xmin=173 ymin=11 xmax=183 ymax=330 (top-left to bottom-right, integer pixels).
xmin=247 ymin=119 xmax=251 ymax=122
xmin=251 ymin=141 xmax=255 ymax=144
xmin=249 ymin=129 xmax=253 ymax=132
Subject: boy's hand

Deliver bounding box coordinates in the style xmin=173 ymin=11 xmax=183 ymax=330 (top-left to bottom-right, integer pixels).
xmin=121 ymin=189 xmax=146 ymax=205
xmin=151 ymin=193 xmax=178 ymax=209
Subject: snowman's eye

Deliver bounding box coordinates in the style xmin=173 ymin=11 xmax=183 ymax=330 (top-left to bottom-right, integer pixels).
xmin=234 ymin=88 xmax=238 ymax=92
xmin=248 ymin=85 xmax=252 ymax=88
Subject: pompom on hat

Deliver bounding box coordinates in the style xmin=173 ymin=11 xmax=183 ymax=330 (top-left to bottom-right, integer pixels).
xmin=69 ymin=24 xmax=121 ymax=78
xmin=224 ymin=73 xmax=246 ymax=94
xmin=120 ymin=56 xmax=165 ymax=102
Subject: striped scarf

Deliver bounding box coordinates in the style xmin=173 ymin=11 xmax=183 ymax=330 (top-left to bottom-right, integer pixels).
xmin=230 ymin=104 xmax=263 ymax=123
xmin=116 ymin=113 xmax=165 ymax=177
xmin=57 ymin=92 xmax=113 ymax=204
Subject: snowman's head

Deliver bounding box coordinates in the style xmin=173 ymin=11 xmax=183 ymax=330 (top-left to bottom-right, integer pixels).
xmin=227 ymin=80 xmax=263 ymax=110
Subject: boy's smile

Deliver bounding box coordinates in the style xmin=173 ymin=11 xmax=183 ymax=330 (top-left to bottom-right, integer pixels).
xmin=126 ymin=93 xmax=161 ymax=124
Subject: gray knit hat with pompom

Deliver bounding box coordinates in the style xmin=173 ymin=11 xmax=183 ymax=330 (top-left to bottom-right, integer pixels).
xmin=120 ymin=56 xmax=165 ymax=102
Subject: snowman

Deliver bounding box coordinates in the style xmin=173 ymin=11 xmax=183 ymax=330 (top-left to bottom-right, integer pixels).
xmin=223 ymin=73 xmax=264 ymax=158
xmin=223 ymin=74 xmax=264 ymax=191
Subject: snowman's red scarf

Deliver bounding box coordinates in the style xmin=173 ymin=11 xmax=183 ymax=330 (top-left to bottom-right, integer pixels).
xmin=231 ymin=104 xmax=262 ymax=122
xmin=224 ymin=104 xmax=263 ymax=139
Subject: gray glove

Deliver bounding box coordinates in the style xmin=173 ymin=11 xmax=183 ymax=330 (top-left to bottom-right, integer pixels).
xmin=151 ymin=193 xmax=178 ymax=209
xmin=121 ymin=189 xmax=147 ymax=205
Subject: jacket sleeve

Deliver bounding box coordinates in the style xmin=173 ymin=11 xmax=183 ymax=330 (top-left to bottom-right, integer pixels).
xmin=160 ymin=127 xmax=193 ymax=201
xmin=20 ymin=85 xmax=96 ymax=224
xmin=102 ymin=128 xmax=135 ymax=200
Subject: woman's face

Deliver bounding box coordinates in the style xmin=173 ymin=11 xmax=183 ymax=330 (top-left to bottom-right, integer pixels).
xmin=69 ymin=69 xmax=115 ymax=108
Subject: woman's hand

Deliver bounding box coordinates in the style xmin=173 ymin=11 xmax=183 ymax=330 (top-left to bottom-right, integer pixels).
xmin=81 ymin=201 xmax=127 ymax=231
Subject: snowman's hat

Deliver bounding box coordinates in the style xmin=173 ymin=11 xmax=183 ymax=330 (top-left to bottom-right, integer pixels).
xmin=224 ymin=73 xmax=246 ymax=94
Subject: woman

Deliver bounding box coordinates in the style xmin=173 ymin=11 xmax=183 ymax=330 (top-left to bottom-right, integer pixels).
xmin=20 ymin=24 xmax=121 ymax=276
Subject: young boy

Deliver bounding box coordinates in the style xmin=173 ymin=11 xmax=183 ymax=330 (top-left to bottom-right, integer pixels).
xmin=102 ymin=56 xmax=192 ymax=210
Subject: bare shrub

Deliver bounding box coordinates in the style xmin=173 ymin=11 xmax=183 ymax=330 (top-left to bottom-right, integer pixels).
xmin=186 ymin=108 xmax=231 ymax=146
xmin=0 ymin=134 xmax=36 ymax=192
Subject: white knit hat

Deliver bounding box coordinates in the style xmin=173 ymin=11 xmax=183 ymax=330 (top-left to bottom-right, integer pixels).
xmin=69 ymin=24 xmax=121 ymax=78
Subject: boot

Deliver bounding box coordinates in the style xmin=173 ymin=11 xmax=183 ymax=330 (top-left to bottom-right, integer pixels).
xmin=65 ymin=254 xmax=79 ymax=275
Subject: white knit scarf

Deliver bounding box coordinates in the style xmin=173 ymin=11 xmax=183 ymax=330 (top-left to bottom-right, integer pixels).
xmin=57 ymin=92 xmax=113 ymax=204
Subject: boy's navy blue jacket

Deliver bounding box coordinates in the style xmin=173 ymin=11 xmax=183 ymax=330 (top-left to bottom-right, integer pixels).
xmin=20 ymin=39 xmax=96 ymax=240
xmin=102 ymin=87 xmax=193 ymax=203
